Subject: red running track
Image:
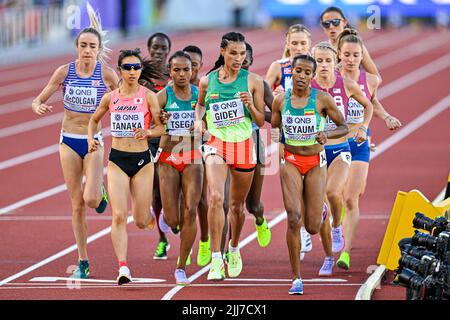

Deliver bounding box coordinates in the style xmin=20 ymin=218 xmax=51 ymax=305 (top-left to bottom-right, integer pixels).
xmin=0 ymin=27 xmax=449 ymax=300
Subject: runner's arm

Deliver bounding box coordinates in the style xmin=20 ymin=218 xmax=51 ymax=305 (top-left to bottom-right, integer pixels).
xmin=32 ymin=65 xmax=67 ymax=115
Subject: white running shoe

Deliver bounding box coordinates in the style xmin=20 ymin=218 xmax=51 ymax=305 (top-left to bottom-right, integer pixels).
xmin=318 ymin=256 xmax=335 ymax=277
xmin=117 ymin=266 xmax=132 ymax=285
xmin=331 ymin=225 xmax=345 ymax=253
xmin=300 ymin=227 xmax=312 ymax=253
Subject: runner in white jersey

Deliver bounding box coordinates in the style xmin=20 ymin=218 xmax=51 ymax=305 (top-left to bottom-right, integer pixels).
xmin=31 ymin=4 xmax=118 ymax=279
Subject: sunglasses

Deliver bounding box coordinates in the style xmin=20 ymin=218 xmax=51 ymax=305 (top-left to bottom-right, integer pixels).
xmin=321 ymin=19 xmax=342 ymax=29
xmin=120 ymin=63 xmax=143 ymax=71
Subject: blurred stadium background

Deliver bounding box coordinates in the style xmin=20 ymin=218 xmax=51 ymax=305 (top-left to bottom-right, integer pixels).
xmin=1 ymin=0 xmax=449 ymax=65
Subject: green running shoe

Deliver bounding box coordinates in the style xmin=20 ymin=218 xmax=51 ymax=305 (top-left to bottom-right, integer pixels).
xmin=227 ymin=241 xmax=243 ymax=278
xmin=336 ymin=252 xmax=350 ymax=270
xmin=95 ymin=184 xmax=108 ymax=214
xmin=153 ymin=241 xmax=170 ymax=260
xmin=197 ymin=237 xmax=211 ymax=267
xmin=207 ymin=258 xmax=225 ymax=281
xmin=177 ymin=249 xmax=192 ymax=266
xmin=72 ymin=260 xmax=89 ymax=279
xmin=255 ymin=217 xmax=271 ymax=248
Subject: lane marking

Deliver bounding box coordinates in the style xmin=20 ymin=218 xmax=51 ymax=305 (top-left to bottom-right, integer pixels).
xmin=3 ymin=47 xmax=450 ymax=172
xmin=29 ymin=277 xmax=165 ymax=283
xmin=0 ymin=283 xmax=363 ymax=291
xmin=0 ymin=215 xmax=133 ymax=287
xmin=161 ymin=213 xmax=285 ymax=300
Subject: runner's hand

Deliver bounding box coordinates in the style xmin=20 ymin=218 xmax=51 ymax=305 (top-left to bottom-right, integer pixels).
xmin=88 ymin=139 xmax=99 ymax=153
xmin=354 ymin=127 xmax=367 ymax=143
xmin=33 ymin=103 xmax=53 ymax=116
xmin=271 ymin=128 xmax=280 ymax=142
xmin=316 ymin=131 xmax=327 ymax=145
xmin=160 ymin=110 xmax=171 ymax=125
xmin=240 ymin=91 xmax=254 ymax=108
xmin=384 ymin=115 xmax=402 ymax=131
xmin=133 ymin=128 xmax=149 ymax=140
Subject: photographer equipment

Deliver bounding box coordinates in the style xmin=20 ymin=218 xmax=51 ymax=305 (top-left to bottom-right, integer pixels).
xmin=395 ymin=212 xmax=450 ymax=300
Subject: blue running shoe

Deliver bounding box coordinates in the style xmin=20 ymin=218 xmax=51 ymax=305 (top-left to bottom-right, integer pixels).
xmin=95 ymin=184 xmax=108 ymax=214
xmin=288 ymin=278 xmax=304 ymax=295
xmin=72 ymin=260 xmax=89 ymax=279
xmin=174 ymin=269 xmax=190 ymax=286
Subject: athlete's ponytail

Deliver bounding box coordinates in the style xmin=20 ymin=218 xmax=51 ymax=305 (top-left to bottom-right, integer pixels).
xmin=336 ymin=28 xmax=364 ymax=63
xmin=206 ymin=32 xmax=246 ymax=75
xmin=74 ymin=2 xmax=111 ymax=63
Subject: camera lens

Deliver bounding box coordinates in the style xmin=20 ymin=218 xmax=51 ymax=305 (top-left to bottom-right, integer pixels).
xmin=413 ymin=213 xmax=435 ymax=233
xmin=411 ymin=231 xmax=438 ymax=251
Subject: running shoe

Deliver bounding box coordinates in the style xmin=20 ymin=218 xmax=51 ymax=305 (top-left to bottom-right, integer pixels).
xmin=177 ymin=249 xmax=192 ymax=266
xmin=72 ymin=260 xmax=90 ymax=279
xmin=300 ymin=252 xmax=305 ymax=261
xmin=197 ymin=237 xmax=211 ymax=267
xmin=225 ymin=250 xmax=229 ymax=264
xmin=336 ymin=252 xmax=350 ymax=270
xmin=174 ymin=268 xmax=190 ymax=286
xmin=117 ymin=266 xmax=132 ymax=285
xmin=319 ymin=256 xmax=335 ymax=277
xmin=255 ymin=217 xmax=271 ymax=248
xmin=331 ymin=225 xmax=345 ymax=253
xmin=322 ymin=202 xmax=329 ymax=224
xmin=153 ymin=240 xmax=170 ymax=260
xmin=95 ymin=184 xmax=108 ymax=214
xmin=158 ymin=210 xmax=171 ymax=234
xmin=300 ymin=227 xmax=312 ymax=253
xmin=227 ymin=241 xmax=243 ymax=278
xmin=207 ymin=258 xmax=225 ymax=281
xmin=158 ymin=211 xmax=180 ymax=234
xmin=147 ymin=207 xmax=156 ymax=230
xmin=288 ymin=278 xmax=304 ymax=295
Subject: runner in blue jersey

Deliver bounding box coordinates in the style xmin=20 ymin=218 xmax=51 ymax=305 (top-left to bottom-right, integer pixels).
xmin=31 ymin=4 xmax=119 ymax=279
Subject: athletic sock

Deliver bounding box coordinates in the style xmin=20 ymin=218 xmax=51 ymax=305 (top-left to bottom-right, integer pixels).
xmin=211 ymin=252 xmax=222 ymax=260
xmin=229 ymin=244 xmax=239 ymax=253
xmin=119 ymin=261 xmax=128 ymax=268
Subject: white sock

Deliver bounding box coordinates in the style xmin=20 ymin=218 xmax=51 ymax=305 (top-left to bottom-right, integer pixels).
xmin=212 ymin=252 xmax=222 ymax=260
xmin=229 ymin=244 xmax=239 ymax=253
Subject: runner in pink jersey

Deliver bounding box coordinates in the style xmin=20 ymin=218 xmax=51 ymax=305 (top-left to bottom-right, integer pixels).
xmin=88 ymin=49 xmax=165 ymax=285
xmin=311 ymin=41 xmax=373 ymax=276
xmin=335 ymin=29 xmax=401 ymax=270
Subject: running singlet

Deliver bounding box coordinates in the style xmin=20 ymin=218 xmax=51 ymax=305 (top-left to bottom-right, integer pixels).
xmin=109 ymin=85 xmax=150 ymax=138
xmin=277 ymin=58 xmax=292 ymax=91
xmin=62 ymin=61 xmax=107 ymax=114
xmin=164 ymin=85 xmax=198 ymax=136
xmin=347 ymin=70 xmax=372 ymax=124
xmin=281 ymin=88 xmax=324 ymax=146
xmin=311 ymin=75 xmax=348 ymax=131
xmin=205 ymin=69 xmax=252 ymax=143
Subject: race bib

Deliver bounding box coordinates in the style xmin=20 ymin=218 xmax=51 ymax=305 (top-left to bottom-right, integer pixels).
xmin=210 ymin=98 xmax=245 ymax=129
xmin=282 ymin=115 xmax=317 ymax=141
xmin=347 ymin=98 xmax=365 ymax=124
xmin=325 ymin=103 xmax=345 ymax=131
xmin=64 ymin=86 xmax=98 ymax=113
xmin=111 ymin=112 xmax=144 ymax=137
xmin=167 ymin=110 xmax=195 ymax=136
xmin=320 ymin=150 xmax=327 ymax=168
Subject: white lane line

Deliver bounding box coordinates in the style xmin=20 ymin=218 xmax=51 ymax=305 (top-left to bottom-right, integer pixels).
xmin=0 ymin=127 xmax=111 ymax=171
xmin=0 ymin=166 xmax=108 ymax=215
xmin=0 ymin=112 xmax=63 ymax=138
xmin=0 ymin=144 xmax=59 ymax=171
xmin=3 ymin=41 xmax=450 ymax=169
xmin=0 ymin=215 xmax=133 ymax=287
xmin=224 ymin=278 xmax=347 ymax=283
xmin=161 ymin=213 xmax=286 ymax=300
xmin=0 ymin=283 xmax=363 ymax=290
xmin=377 ymin=52 xmax=450 ymax=100
xmin=29 ymin=277 xmax=165 ymax=283
xmin=376 ymin=33 xmax=449 ymax=69
xmin=372 ymin=93 xmax=450 ymax=159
